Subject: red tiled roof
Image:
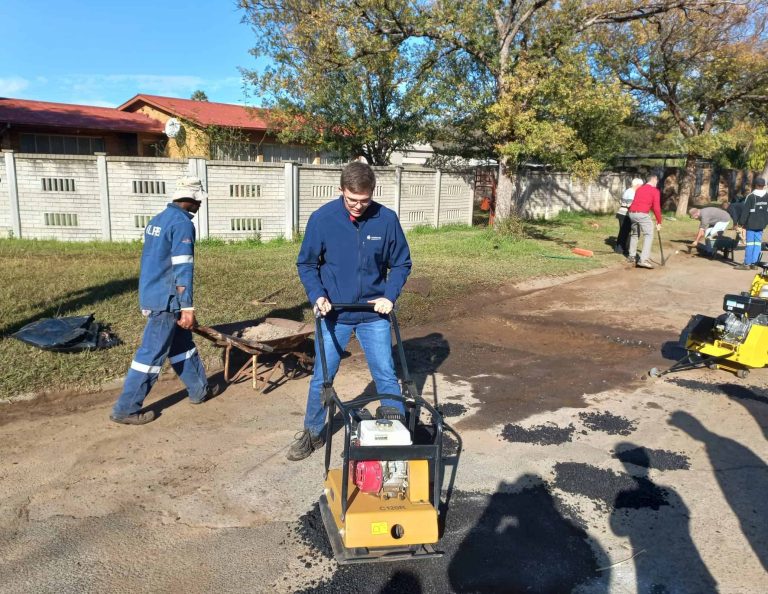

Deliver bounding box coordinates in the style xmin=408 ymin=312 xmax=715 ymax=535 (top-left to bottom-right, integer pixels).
xmin=118 ymin=94 xmax=272 ymax=131
xmin=0 ymin=97 xmax=164 ymax=133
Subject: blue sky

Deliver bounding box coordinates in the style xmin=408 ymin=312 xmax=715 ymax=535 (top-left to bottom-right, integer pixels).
xmin=0 ymin=0 xmax=267 ymax=107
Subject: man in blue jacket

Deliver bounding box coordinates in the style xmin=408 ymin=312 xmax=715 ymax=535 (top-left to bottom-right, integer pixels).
xmin=110 ymin=177 xmax=212 ymax=425
xmin=289 ymin=162 xmax=412 ymax=460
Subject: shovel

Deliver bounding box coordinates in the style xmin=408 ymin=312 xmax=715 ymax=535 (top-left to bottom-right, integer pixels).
xmin=657 ymin=228 xmax=666 ymax=266
xmin=251 ymin=285 xmax=287 ymax=306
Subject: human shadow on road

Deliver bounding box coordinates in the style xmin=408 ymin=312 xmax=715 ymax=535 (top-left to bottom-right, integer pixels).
xmin=718 ymin=383 xmax=768 ymax=440
xmin=610 ymin=441 xmax=718 ymax=593
xmin=670 ymin=411 xmax=768 ymax=572
xmin=0 ymin=277 xmax=139 ymax=337
xmin=448 ymin=476 xmax=609 ymax=593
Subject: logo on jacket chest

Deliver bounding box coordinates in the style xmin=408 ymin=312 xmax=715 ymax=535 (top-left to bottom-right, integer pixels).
xmin=366 ymin=235 xmax=382 ymax=241
xmin=146 ymin=225 xmax=162 ymax=237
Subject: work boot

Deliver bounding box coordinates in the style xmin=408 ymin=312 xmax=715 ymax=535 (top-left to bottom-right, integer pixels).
xmin=734 ymin=264 xmax=752 ymax=270
xmin=287 ymin=429 xmax=324 ymax=461
xmin=110 ymin=411 xmax=156 ymax=425
xmin=636 ymin=260 xmax=654 ymax=269
xmin=190 ymin=382 xmax=224 ymax=405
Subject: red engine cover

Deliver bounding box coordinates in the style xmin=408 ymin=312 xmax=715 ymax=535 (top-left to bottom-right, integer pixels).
xmin=352 ymin=460 xmax=384 ymax=493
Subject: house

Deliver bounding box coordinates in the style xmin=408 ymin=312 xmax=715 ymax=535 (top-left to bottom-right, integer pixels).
xmin=0 ymin=97 xmax=164 ymax=156
xmin=0 ymin=94 xmax=341 ymax=163
xmin=118 ymin=94 xmax=340 ymax=163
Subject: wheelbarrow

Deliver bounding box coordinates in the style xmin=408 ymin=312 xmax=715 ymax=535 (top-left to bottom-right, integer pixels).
xmin=193 ymin=318 xmax=314 ymax=392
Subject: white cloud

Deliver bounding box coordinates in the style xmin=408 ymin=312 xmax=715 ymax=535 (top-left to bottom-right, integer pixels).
xmin=0 ymin=77 xmax=31 ymax=96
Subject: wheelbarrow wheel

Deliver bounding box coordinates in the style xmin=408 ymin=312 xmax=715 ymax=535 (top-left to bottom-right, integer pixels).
xmin=648 ymin=367 xmax=661 ymax=378
xmin=737 ymin=369 xmax=750 ymax=379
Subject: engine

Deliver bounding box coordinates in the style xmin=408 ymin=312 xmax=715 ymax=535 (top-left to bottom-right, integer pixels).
xmin=716 ymin=294 xmax=768 ymax=343
xmin=351 ymin=419 xmax=411 ymax=499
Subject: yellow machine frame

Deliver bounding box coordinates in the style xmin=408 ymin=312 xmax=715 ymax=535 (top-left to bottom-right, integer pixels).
xmin=655 ymin=268 xmax=768 ymax=378
xmin=314 ymin=304 xmax=447 ymax=565
xmin=322 ymin=460 xmax=438 ymax=550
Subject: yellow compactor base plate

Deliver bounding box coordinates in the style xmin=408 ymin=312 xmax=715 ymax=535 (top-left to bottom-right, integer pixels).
xmin=319 ymin=468 xmax=443 ymax=564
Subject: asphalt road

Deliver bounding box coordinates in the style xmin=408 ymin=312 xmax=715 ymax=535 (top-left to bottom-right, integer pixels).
xmin=1 ymin=253 xmax=767 ymax=593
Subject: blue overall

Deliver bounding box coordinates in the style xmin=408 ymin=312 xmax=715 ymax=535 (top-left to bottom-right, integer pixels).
xmin=112 ymin=203 xmax=208 ymax=418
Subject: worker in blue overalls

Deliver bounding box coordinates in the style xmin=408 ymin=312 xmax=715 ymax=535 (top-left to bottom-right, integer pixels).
xmin=110 ymin=177 xmax=211 ymax=425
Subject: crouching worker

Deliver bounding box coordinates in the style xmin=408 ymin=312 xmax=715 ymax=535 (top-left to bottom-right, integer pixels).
xmin=688 ymin=206 xmax=732 ymax=256
xmin=289 ymin=162 xmax=412 ymax=460
xmin=110 ymin=177 xmax=213 ymax=425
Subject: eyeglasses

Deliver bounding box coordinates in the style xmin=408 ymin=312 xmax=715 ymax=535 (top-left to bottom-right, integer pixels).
xmin=342 ymin=193 xmax=373 ymax=207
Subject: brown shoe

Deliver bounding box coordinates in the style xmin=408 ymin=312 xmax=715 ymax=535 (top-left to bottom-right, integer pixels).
xmin=734 ymin=264 xmax=752 ymax=270
xmin=636 ymin=261 xmax=654 ymax=269
xmin=110 ymin=411 xmax=156 ymax=425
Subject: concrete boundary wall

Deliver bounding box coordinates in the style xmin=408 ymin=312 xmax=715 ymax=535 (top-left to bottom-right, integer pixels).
xmin=0 ymin=152 xmax=476 ymax=241
xmin=0 ymin=151 xmax=625 ymax=240
xmin=515 ymin=172 xmax=627 ymax=219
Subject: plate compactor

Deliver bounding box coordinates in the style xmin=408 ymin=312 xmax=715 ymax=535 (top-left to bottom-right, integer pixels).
xmin=315 ymin=303 xmax=444 ymax=565
xmin=650 ymin=263 xmax=768 ymax=379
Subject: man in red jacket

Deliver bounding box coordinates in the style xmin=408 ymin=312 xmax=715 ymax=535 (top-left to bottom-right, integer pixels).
xmin=628 ymin=172 xmax=662 ymax=269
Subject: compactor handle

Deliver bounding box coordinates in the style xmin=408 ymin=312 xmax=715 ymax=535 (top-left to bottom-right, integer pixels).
xmin=328 ymin=302 xmax=379 ymax=311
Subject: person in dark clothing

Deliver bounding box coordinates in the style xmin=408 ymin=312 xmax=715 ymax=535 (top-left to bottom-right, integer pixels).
xmin=724 ymin=200 xmax=746 ymax=246
xmin=288 ymin=162 xmax=412 ymax=461
xmin=736 ymin=177 xmax=768 ymax=269
xmin=615 ymin=178 xmax=643 ymax=256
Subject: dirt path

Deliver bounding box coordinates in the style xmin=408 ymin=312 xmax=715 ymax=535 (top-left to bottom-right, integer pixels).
xmin=1 ymin=254 xmax=767 ymax=593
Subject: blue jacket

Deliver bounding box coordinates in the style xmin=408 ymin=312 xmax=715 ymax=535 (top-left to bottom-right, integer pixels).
xmin=138 ymin=203 xmax=196 ymax=312
xmin=297 ymin=197 xmax=412 ymax=324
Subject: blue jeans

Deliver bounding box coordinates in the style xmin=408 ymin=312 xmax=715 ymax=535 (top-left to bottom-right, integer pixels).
xmin=304 ymin=317 xmax=404 ymax=436
xmin=744 ymin=229 xmax=763 ymax=265
xmin=112 ymin=311 xmax=208 ymax=418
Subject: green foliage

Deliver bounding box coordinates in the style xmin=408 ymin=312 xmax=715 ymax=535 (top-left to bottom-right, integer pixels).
xmin=489 ymin=44 xmax=631 ymax=177
xmin=190 ymin=90 xmax=209 ymax=101
xmin=490 ymin=214 xmax=526 ymax=240
xmin=593 ymin=2 xmax=768 ymax=144
xmin=240 ymin=1 xmax=438 ymax=164
xmin=748 ymin=126 xmax=768 ymax=171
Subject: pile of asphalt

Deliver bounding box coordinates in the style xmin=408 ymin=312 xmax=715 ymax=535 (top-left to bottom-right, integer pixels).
xmin=437 ymin=402 xmax=467 ymax=417
xmin=578 ymin=411 xmax=637 ymax=436
xmin=553 ymin=462 xmax=669 ymax=511
xmin=613 ymin=446 xmax=691 ymax=471
xmin=500 ymin=423 xmax=575 ymax=445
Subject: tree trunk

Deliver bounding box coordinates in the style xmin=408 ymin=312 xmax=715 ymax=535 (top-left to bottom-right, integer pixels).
xmin=494 ymin=162 xmax=516 ymax=221
xmin=762 ymin=155 xmax=768 ymax=181
xmin=675 ymin=155 xmax=697 ymax=217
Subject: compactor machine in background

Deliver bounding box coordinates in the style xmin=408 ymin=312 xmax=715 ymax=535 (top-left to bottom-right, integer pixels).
xmin=316 ymin=303 xmax=445 ymax=564
xmin=650 ymin=263 xmax=768 ymax=379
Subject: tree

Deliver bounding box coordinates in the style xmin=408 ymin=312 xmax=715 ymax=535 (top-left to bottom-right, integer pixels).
xmin=191 ymin=90 xmax=209 ymax=101
xmin=240 ymin=0 xmax=743 ymax=216
xmin=240 ymin=1 xmax=439 ymax=164
xmin=592 ymin=1 xmax=768 ymax=214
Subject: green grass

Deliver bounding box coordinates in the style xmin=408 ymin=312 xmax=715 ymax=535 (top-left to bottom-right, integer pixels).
xmin=0 ymin=212 xmax=694 ymax=398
